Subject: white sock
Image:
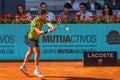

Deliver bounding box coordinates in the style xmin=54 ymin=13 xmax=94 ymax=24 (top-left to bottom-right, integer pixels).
xmin=22 ymin=62 xmax=26 ymax=67
xmin=35 ymin=65 xmax=39 ymax=70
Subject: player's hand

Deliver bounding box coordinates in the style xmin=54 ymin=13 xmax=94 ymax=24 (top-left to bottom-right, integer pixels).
xmin=52 ymin=26 xmax=56 ymax=31
xmin=48 ymin=27 xmax=56 ymax=32
xmin=48 ymin=29 xmax=54 ymax=32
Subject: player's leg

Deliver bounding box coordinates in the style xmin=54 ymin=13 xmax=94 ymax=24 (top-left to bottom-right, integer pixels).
xmin=23 ymin=47 xmax=34 ymax=66
xmin=33 ymin=47 xmax=44 ymax=78
xmin=33 ymin=47 xmax=40 ymax=67
xmin=20 ymin=47 xmax=33 ymax=75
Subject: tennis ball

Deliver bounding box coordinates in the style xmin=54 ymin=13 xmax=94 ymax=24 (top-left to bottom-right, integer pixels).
xmin=66 ymin=27 xmax=69 ymax=31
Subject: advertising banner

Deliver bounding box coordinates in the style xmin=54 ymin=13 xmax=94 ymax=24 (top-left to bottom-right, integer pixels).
xmin=0 ymin=24 xmax=120 ymax=60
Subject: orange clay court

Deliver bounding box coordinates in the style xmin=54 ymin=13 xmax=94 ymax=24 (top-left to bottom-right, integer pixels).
xmin=0 ymin=61 xmax=120 ymax=80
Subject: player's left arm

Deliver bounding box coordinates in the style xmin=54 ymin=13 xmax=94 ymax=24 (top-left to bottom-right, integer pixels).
xmin=46 ymin=22 xmax=56 ymax=31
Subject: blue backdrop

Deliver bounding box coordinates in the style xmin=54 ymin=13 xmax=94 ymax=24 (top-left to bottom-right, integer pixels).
xmin=0 ymin=24 xmax=120 ymax=60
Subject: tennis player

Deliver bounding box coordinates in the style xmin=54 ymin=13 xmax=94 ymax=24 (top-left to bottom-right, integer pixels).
xmin=20 ymin=9 xmax=56 ymax=78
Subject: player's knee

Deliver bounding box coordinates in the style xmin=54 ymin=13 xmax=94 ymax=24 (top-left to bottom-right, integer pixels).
xmin=27 ymin=50 xmax=33 ymax=54
xmin=35 ymin=52 xmax=40 ymax=56
xmin=28 ymin=48 xmax=33 ymax=53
